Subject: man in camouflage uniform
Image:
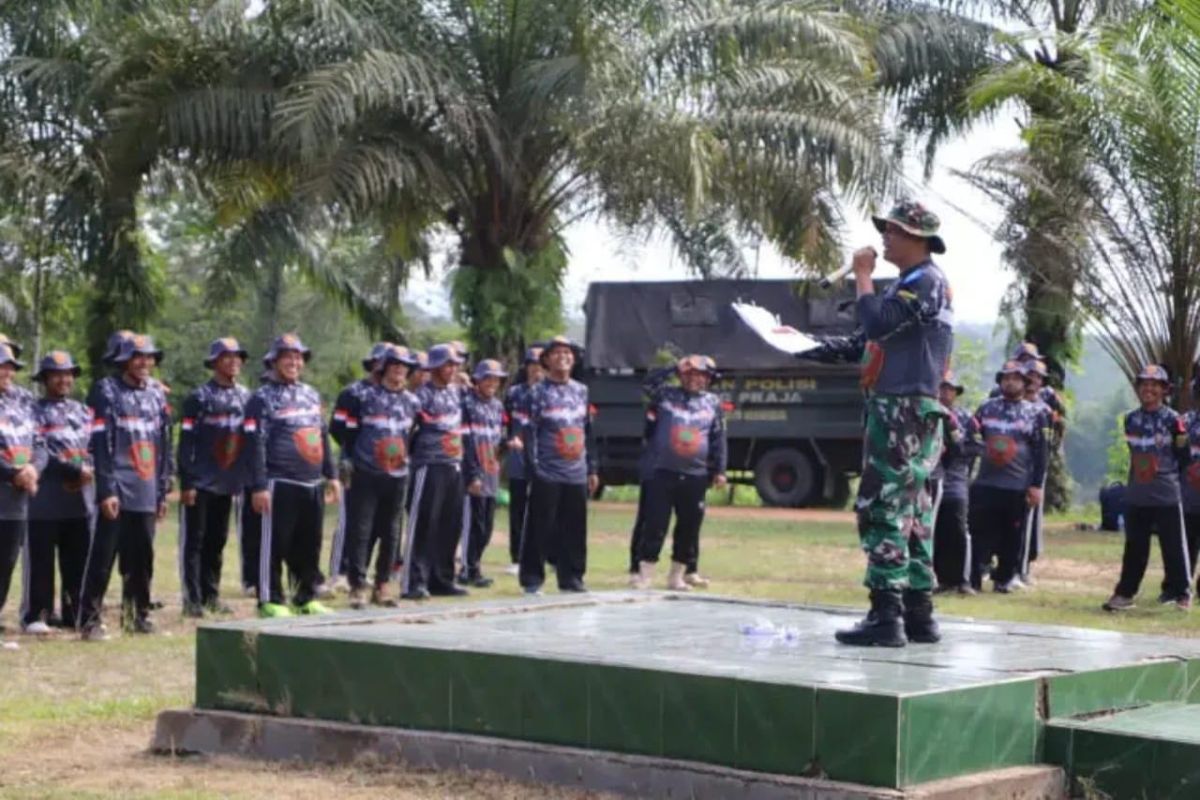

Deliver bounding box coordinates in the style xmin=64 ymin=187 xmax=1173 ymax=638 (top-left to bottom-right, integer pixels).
xmin=809 ymin=201 xmax=954 ymax=647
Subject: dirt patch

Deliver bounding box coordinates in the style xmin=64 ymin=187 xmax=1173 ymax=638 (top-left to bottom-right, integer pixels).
xmin=2 ymin=721 xmax=611 ymax=799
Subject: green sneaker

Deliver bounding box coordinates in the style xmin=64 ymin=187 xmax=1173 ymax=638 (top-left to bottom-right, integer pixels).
xmin=296 ymin=600 xmax=333 ymax=616
xmin=259 ymin=603 xmax=294 ymax=619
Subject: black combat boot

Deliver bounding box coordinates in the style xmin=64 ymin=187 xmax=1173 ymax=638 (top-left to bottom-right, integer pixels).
xmin=903 ymin=589 xmax=941 ymax=644
xmin=834 ymin=590 xmax=906 ymax=647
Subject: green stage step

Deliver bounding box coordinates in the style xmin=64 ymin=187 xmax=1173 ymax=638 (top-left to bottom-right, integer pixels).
xmin=1047 ymin=703 xmax=1200 ymax=799
xmin=193 ymin=594 xmax=1200 ymax=790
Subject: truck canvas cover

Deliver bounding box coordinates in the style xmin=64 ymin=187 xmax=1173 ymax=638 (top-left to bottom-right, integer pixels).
xmin=583 ymin=279 xmax=862 ymax=370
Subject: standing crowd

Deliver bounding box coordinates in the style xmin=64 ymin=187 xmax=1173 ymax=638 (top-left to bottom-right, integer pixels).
xmin=0 ymin=326 xmax=732 ymax=643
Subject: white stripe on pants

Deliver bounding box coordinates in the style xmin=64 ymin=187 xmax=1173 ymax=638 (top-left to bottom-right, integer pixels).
xmin=258 ymin=480 xmax=275 ymax=604
xmin=177 ymin=501 xmax=188 ymax=604
xmin=459 ymin=495 xmax=472 ymax=575
xmin=400 ymin=467 xmax=428 ymax=594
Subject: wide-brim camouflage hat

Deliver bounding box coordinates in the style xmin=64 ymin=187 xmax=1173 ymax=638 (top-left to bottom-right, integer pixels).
xmin=1024 ymin=359 xmax=1048 ymax=379
xmin=940 ymin=371 xmax=964 ymax=394
xmin=523 ymin=346 xmax=544 ymax=365
xmin=101 ymin=330 xmax=136 ymax=365
xmin=1011 ymin=341 xmax=1046 ymax=362
xmin=34 ymin=350 xmax=80 ymax=380
xmin=872 ymin=200 xmax=946 ymax=255
xmin=1136 ymin=364 xmax=1171 ymax=386
xmin=113 ymin=333 xmax=164 ymax=365
xmin=677 ymin=354 xmax=718 ymax=376
xmin=263 ymin=333 xmax=312 ymax=365
xmin=472 ymin=359 xmax=508 ymax=380
xmin=0 ymin=343 xmax=24 ymax=370
xmin=380 ymin=344 xmax=420 ymax=369
xmin=362 ymin=341 xmax=393 ymax=372
xmin=426 ymin=343 xmax=464 ymax=369
xmin=994 ymin=359 xmax=1029 ymax=384
xmin=203 ymin=337 xmax=249 ymax=368
xmin=539 ymin=335 xmax=583 ymax=366
xmin=0 ymin=334 xmax=24 ymax=360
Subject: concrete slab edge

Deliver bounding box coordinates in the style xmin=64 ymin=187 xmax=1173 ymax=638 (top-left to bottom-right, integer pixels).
xmin=152 ymin=709 xmax=1066 ymax=800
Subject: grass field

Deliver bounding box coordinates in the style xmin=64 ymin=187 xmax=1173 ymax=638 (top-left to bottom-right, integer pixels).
xmin=0 ymin=500 xmax=1196 ymax=798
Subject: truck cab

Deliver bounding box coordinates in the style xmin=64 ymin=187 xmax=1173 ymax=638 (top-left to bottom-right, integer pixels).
xmin=584 ymin=279 xmax=873 ymax=507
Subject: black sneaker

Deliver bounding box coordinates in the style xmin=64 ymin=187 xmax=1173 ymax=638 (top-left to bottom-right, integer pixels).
xmin=430 ymin=585 xmax=469 ymax=597
xmin=401 ymin=587 xmax=431 ymax=601
xmin=126 ymin=618 xmax=156 ymax=635
xmin=559 ymin=580 xmax=588 ymax=593
xmin=205 ymin=601 xmax=234 ymax=615
xmin=471 ymin=575 xmax=494 ymax=588
xmin=182 ymin=603 xmax=205 ymax=619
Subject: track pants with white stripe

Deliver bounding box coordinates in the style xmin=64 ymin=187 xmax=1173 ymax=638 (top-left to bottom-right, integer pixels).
xmin=521 ymin=479 xmax=588 ymax=591
xmin=22 ymin=518 xmax=88 ymax=627
xmin=180 ymin=490 xmax=234 ymax=609
xmin=460 ymin=495 xmax=496 ymax=580
xmin=1183 ymin=512 xmax=1200 ymax=596
xmin=402 ymin=464 xmax=463 ymax=595
xmin=346 ymin=472 xmax=406 ymax=590
xmin=1115 ymin=503 xmax=1191 ymax=600
xmin=240 ymin=489 xmax=260 ymax=591
xmin=259 ymin=481 xmax=324 ymax=607
xmin=0 ymin=520 xmax=23 ymax=621
xmin=933 ymin=495 xmax=971 ymax=589
xmin=78 ymin=511 xmax=156 ymax=630
xmin=507 ymin=477 xmax=529 ymax=565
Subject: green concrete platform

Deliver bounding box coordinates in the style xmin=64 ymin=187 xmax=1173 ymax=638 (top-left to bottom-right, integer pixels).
xmin=192 ymin=594 xmax=1200 ymax=791
xmin=1046 ymin=703 xmax=1200 ymax=799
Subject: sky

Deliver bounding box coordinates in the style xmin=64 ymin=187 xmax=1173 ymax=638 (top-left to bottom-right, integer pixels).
xmin=407 ymin=117 xmax=1021 ymax=327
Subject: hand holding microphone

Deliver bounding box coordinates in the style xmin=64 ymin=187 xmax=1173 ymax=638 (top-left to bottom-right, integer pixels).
xmin=819 ymin=246 xmax=878 ymax=288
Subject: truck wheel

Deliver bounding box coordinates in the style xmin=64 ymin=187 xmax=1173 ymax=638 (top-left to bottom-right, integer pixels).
xmin=754 ymin=448 xmax=819 ymax=508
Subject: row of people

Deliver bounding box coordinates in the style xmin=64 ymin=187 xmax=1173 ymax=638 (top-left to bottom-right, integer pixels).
xmin=0 ymin=330 xmax=608 ymax=641
xmin=931 ymin=342 xmax=1067 ymax=596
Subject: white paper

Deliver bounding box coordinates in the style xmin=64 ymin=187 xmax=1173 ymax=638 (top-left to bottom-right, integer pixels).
xmin=732 ymin=302 xmax=822 ymax=355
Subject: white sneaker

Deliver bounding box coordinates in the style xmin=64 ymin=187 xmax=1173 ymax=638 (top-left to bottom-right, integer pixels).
xmin=684 ymin=572 xmax=710 ymax=589
xmin=666 ymin=562 xmax=690 ymax=591
xmin=23 ymin=621 xmax=52 ymax=636
xmin=505 ymin=564 xmax=520 ymax=576
xmin=331 ymin=575 xmax=351 ymax=595
xmin=629 ymin=561 xmax=655 ymax=590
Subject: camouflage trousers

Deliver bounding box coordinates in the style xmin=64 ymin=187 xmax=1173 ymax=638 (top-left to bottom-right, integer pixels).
xmin=855 ymin=395 xmax=945 ymax=592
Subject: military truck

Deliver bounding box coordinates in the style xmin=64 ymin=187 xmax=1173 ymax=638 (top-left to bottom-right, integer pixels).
xmin=584 ymin=279 xmax=872 ymax=507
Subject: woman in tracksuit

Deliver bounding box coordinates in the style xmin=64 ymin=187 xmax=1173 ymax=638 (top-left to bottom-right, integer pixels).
xmin=78 ymin=334 xmax=172 ymax=639
xmin=519 ymin=336 xmax=598 ymax=594
xmin=1103 ymin=365 xmax=1192 ymax=612
xmin=502 ymin=347 xmax=542 ymax=574
xmin=340 ymin=344 xmax=419 ymax=607
xmin=631 ymin=355 xmax=727 ymax=591
xmin=0 ymin=344 xmax=38 ymax=634
xmin=246 ymin=334 xmax=341 ymax=618
xmin=177 ymin=338 xmax=251 ymax=618
xmin=402 ymin=343 xmax=469 ymax=600
xmin=23 ymin=351 xmax=91 ymax=634
xmin=461 ymin=359 xmax=507 ymax=587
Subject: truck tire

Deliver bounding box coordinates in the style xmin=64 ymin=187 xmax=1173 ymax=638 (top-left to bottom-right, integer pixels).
xmin=754 ymin=448 xmax=819 ymax=508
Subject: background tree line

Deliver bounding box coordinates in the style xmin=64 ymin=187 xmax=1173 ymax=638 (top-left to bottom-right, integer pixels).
xmin=3 ymin=0 xmax=1200 ymax=507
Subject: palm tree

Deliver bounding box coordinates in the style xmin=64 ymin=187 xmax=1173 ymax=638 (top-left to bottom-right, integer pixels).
xmin=988 ymin=13 xmax=1200 ymax=403
xmin=870 ymin=0 xmax=1142 ymax=376
xmin=0 ymin=0 xmax=405 ymax=370
xmin=233 ymin=0 xmax=900 ymax=359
